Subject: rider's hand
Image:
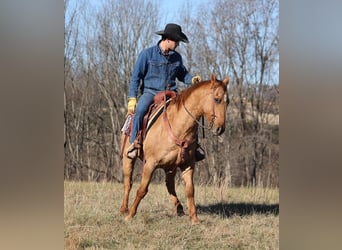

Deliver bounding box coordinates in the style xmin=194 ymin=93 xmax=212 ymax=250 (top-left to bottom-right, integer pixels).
xmin=192 ymin=75 xmax=202 ymax=84
xmin=127 ymin=97 xmax=137 ymax=113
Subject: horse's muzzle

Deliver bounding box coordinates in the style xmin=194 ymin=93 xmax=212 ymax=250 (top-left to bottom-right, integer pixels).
xmin=213 ymin=126 xmax=225 ymax=136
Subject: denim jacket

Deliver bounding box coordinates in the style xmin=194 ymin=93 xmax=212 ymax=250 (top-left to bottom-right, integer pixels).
xmin=128 ymin=40 xmax=193 ymax=98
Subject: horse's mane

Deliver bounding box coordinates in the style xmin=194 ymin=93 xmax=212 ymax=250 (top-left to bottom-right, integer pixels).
xmin=172 ymin=80 xmax=211 ymax=110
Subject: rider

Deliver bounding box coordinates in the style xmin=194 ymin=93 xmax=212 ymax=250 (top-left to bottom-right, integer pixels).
xmin=126 ymin=23 xmax=205 ymax=161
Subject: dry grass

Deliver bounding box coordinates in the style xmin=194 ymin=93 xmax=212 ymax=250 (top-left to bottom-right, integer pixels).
xmin=64 ymin=181 xmax=279 ymax=249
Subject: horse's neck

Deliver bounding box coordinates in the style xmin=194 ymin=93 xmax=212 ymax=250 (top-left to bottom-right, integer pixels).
xmin=183 ymin=85 xmax=210 ymax=117
xmin=167 ymin=90 xmax=204 ymax=138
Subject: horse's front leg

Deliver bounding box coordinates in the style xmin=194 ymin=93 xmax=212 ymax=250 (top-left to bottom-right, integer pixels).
xmin=125 ymin=161 xmax=155 ymax=221
xmin=120 ymin=156 xmax=136 ymax=215
xmin=182 ymin=166 xmax=199 ymax=224
xmin=165 ymin=170 xmax=185 ymax=216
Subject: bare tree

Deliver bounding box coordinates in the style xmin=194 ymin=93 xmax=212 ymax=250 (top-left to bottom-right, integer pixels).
xmin=64 ymin=0 xmax=160 ymax=181
xmin=214 ymin=0 xmax=279 ymax=186
xmin=177 ymin=0 xmax=279 ymax=186
xmin=64 ymin=0 xmax=85 ymax=179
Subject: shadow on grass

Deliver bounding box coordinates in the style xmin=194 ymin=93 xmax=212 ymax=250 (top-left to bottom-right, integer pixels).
xmin=196 ymin=202 xmax=279 ymax=217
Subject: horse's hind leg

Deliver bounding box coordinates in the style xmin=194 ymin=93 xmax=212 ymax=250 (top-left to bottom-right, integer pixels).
xmin=165 ymin=170 xmax=185 ymax=216
xmin=182 ymin=166 xmax=199 ymax=224
xmin=125 ymin=161 xmax=155 ymax=221
xmin=120 ymin=156 xmax=136 ymax=215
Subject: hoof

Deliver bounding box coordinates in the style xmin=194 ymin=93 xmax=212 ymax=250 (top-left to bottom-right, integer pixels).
xmin=120 ymin=208 xmax=128 ymax=215
xmin=176 ymin=204 xmax=185 ymax=216
xmin=177 ymin=211 xmax=185 ymax=217
xmin=124 ymin=215 xmax=132 ymax=221
xmin=177 ymin=210 xmax=185 ymax=216
xmin=191 ymin=218 xmax=199 ymax=225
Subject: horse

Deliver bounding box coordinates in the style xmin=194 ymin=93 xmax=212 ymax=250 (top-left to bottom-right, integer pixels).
xmin=119 ymin=73 xmax=229 ymax=224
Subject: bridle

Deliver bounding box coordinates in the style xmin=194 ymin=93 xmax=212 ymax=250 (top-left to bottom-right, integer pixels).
xmin=181 ymin=93 xmax=217 ymax=130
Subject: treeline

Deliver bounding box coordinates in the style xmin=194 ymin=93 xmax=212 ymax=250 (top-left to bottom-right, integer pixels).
xmin=64 ymin=0 xmax=279 ymax=187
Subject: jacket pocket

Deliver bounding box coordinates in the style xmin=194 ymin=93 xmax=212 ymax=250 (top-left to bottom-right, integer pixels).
xmin=148 ymin=60 xmax=166 ymax=77
xmin=169 ymin=61 xmax=181 ymax=77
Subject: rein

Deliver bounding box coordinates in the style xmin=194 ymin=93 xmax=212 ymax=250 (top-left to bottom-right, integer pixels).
xmin=162 ymin=91 xmax=195 ymax=165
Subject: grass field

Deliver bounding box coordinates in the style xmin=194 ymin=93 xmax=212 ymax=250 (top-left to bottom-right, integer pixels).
xmin=64 ymin=181 xmax=279 ymax=249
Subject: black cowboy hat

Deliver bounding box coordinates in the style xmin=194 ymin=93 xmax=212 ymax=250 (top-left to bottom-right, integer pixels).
xmin=155 ymin=23 xmax=189 ymax=43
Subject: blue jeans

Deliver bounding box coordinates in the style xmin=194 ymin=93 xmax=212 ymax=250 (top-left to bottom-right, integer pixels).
xmin=130 ymin=92 xmax=155 ymax=144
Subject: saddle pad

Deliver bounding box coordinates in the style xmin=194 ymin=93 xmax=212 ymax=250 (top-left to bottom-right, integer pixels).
xmin=146 ymin=99 xmax=172 ymax=131
xmin=121 ymin=114 xmax=133 ymax=134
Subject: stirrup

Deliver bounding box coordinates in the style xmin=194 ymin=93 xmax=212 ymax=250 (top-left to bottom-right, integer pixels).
xmin=195 ymin=144 xmax=205 ymax=162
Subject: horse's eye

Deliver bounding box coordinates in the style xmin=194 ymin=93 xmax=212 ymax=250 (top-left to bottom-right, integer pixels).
xmin=214 ymin=98 xmax=221 ymax=104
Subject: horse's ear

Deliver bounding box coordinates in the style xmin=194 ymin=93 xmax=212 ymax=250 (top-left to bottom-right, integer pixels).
xmin=223 ymin=77 xmax=229 ymax=87
xmin=210 ymin=73 xmax=218 ymax=89
xmin=210 ymin=72 xmax=216 ymax=82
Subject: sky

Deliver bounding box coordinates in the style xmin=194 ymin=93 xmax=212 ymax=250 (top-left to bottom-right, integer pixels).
xmin=67 ymin=0 xmax=209 ymax=27
xmin=157 ymin=0 xmax=207 ymax=24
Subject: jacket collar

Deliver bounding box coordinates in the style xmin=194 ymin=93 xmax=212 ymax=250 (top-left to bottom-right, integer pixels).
xmin=157 ymin=40 xmax=175 ymax=56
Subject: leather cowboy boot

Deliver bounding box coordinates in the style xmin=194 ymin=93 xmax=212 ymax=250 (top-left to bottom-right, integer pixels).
xmin=127 ymin=139 xmax=142 ymax=159
xmin=195 ymin=144 xmax=205 ymax=162
xmin=127 ymin=143 xmax=137 ymax=159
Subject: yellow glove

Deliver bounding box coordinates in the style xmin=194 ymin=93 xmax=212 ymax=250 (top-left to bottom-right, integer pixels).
xmin=127 ymin=97 xmax=137 ymax=113
xmin=192 ymin=75 xmax=202 ymax=84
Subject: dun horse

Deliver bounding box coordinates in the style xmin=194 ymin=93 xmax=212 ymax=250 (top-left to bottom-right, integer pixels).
xmin=120 ymin=73 xmax=229 ymax=224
